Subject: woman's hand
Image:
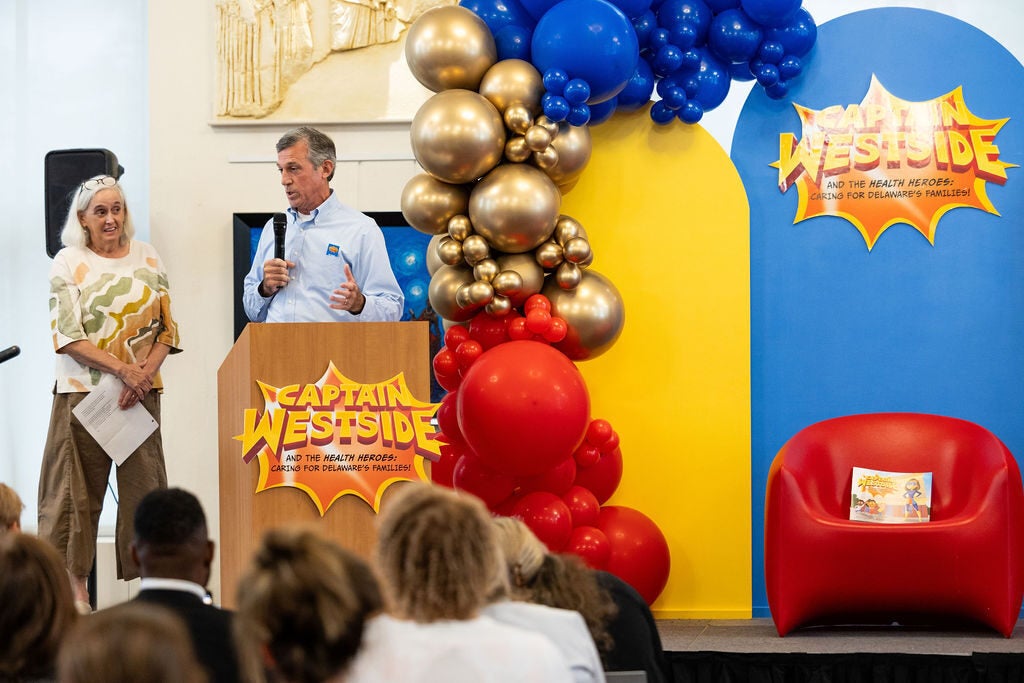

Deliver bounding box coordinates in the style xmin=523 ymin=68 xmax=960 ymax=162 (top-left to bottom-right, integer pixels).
xmin=118 ymin=361 xmax=153 ymax=402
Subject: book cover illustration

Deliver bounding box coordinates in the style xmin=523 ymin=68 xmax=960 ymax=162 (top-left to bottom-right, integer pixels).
xmin=850 ymin=467 xmax=932 ymax=523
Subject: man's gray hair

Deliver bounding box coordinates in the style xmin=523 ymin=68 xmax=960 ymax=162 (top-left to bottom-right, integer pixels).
xmin=277 ymin=126 xmax=337 ymax=181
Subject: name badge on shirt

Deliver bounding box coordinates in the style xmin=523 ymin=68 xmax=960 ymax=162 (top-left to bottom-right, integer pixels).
xmin=326 ymin=244 xmax=341 ymax=257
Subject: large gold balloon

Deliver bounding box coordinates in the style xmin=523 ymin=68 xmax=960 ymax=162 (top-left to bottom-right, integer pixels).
xmin=401 ymin=174 xmax=470 ymax=235
xmin=469 ymin=164 xmax=561 ymax=254
xmin=478 ymin=59 xmax=544 ymax=115
xmin=542 ymin=122 xmax=592 ymax=187
xmin=429 ymin=265 xmax=479 ymax=322
xmin=426 ymin=234 xmax=446 ymax=276
xmin=495 ymin=253 xmax=544 ymax=305
xmin=405 ymin=6 xmax=497 ymax=92
xmin=542 ymin=269 xmax=625 ymax=360
xmin=412 ymin=90 xmax=506 ymax=184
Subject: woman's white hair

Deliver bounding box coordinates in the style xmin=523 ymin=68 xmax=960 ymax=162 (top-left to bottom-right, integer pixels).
xmin=59 ymin=175 xmax=135 ymax=249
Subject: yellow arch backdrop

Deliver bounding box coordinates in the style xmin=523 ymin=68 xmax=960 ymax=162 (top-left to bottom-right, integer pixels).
xmin=562 ymin=107 xmax=751 ymax=618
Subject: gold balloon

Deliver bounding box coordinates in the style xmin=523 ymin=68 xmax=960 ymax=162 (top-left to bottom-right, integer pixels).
xmin=543 ymin=122 xmax=592 ymax=187
xmin=525 ymin=125 xmax=553 ymax=152
xmin=405 ymin=6 xmax=497 ymax=92
xmin=542 ymin=269 xmax=625 ymax=360
xmin=534 ymin=240 xmax=564 ymax=269
xmin=533 ymin=146 xmax=559 ymax=171
xmin=555 ymin=261 xmax=582 ymax=289
xmin=469 ymin=164 xmax=561 ymax=253
xmin=473 ymin=258 xmax=500 ymax=282
xmin=436 ymin=236 xmax=465 ymax=266
xmin=491 ymin=269 xmax=524 ymax=297
xmin=430 ymin=265 xmax=479 ymax=322
xmin=467 ymin=280 xmax=495 ymax=305
xmin=448 ymin=214 xmax=473 ymax=242
xmin=504 ymin=104 xmax=533 ymax=135
xmin=401 ymin=173 xmax=470 ymax=235
xmin=495 ymin=253 xmax=544 ymax=305
xmin=462 ymin=234 xmax=491 ymax=265
xmin=504 ymin=137 xmax=531 ymax=163
xmin=486 ymin=294 xmax=512 ymax=316
xmin=426 ymin=234 xmax=446 ymax=276
xmin=411 ymin=89 xmax=506 ymax=184
xmin=554 ymin=215 xmax=587 ymax=244
xmin=478 ymin=58 xmax=544 ymax=115
xmin=563 ymin=236 xmax=592 ymax=264
xmin=536 ymin=115 xmax=559 ymax=138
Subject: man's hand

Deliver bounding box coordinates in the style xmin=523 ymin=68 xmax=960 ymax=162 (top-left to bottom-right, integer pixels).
xmin=259 ymin=258 xmax=295 ymax=296
xmin=329 ymin=264 xmax=365 ymax=314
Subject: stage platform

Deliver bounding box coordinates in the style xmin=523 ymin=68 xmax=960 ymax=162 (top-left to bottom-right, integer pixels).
xmin=659 ymin=618 xmax=1024 ymax=682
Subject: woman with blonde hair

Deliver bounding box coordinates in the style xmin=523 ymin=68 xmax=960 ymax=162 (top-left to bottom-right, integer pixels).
xmin=346 ymin=483 xmax=572 ymax=682
xmin=234 ymin=526 xmax=382 ymax=683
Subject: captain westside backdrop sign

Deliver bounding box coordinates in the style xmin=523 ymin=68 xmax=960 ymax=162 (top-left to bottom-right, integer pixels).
xmin=234 ymin=362 xmax=441 ymax=514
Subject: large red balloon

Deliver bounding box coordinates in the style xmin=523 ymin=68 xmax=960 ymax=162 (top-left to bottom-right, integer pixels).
xmin=512 ymin=492 xmax=573 ymax=551
xmin=457 ymin=340 xmax=590 ymax=478
xmin=435 ymin=391 xmax=461 ymax=440
xmin=453 ymin=453 xmax=516 ymax=510
xmin=573 ymin=446 xmax=623 ymax=504
xmin=565 ymin=525 xmax=611 ymax=570
xmin=598 ymin=506 xmax=671 ymax=604
xmin=562 ymin=485 xmax=600 ymax=527
xmin=518 ymin=456 xmax=577 ymax=496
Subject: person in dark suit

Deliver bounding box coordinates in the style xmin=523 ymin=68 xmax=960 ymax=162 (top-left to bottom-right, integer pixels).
xmin=130 ymin=487 xmax=241 ymax=683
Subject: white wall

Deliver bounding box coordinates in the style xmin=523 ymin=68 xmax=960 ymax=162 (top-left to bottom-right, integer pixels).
xmin=2 ymin=0 xmax=1020 ymax=607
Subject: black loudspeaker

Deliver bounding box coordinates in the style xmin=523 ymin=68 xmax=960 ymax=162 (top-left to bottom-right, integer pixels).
xmin=44 ymin=149 xmax=124 ymax=258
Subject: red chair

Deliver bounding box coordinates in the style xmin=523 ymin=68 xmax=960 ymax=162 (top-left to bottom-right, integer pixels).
xmin=765 ymin=412 xmax=1024 ymax=637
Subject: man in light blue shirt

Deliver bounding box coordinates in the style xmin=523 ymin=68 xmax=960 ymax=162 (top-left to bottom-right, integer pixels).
xmin=243 ymin=126 xmax=404 ymax=323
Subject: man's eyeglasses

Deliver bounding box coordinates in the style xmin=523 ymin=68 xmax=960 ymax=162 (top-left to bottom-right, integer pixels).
xmin=82 ymin=176 xmax=117 ymax=191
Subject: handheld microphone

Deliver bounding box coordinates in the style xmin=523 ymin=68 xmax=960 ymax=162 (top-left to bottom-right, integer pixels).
xmin=0 ymin=345 xmax=20 ymax=365
xmin=273 ymin=213 xmax=287 ymax=261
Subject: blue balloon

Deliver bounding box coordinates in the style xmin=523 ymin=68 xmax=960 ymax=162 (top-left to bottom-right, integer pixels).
xmin=678 ymin=99 xmax=704 ymax=123
xmin=567 ymin=103 xmax=592 ymax=126
xmin=755 ymin=62 xmax=779 ymax=87
xmin=663 ymin=85 xmax=687 ymax=109
xmin=708 ymin=8 xmax=763 ymax=64
xmin=460 ymin=0 xmax=536 ymax=34
xmin=520 ymin=0 xmax=561 ymax=21
xmin=632 ymin=10 xmax=658 ymax=48
xmin=704 ymin=0 xmax=739 ymax=10
xmin=650 ymin=100 xmax=676 ymax=124
xmin=531 ymin=0 xmax=640 ymax=104
xmin=616 ymin=59 xmax=656 ymax=109
xmin=656 ymin=0 xmax=712 ymax=46
xmin=670 ymin=23 xmax=698 ymax=50
xmin=564 ymin=78 xmax=592 ymax=105
xmin=494 ymin=24 xmax=534 ymax=61
xmin=691 ymin=48 xmax=730 ymax=110
xmin=649 ymin=27 xmax=671 ymax=50
xmin=777 ymin=54 xmax=802 ymax=79
xmin=543 ymin=68 xmax=570 ymax=95
xmin=588 ymin=97 xmax=618 ymax=124
xmin=653 ymin=44 xmax=684 ymax=76
xmin=764 ymin=7 xmax=816 ymax=57
xmin=765 ymin=78 xmax=790 ymax=99
xmin=757 ymin=39 xmax=784 ymax=64
xmin=678 ymin=47 xmax=702 ymax=73
xmin=606 ymin=0 xmax=654 ymax=21
xmin=739 ymin=0 xmax=800 ymax=28
xmin=543 ymin=93 xmax=571 ymax=121
xmin=729 ymin=60 xmax=755 ymax=81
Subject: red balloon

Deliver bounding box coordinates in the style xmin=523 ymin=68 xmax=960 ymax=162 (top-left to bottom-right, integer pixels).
xmin=524 ymin=293 xmax=551 ymax=313
xmin=562 ymin=485 xmax=600 ymax=527
xmin=526 ymin=308 xmax=552 ymax=334
xmin=445 ymin=325 xmax=471 ymax=348
xmin=512 ymin=492 xmax=573 ymax=551
xmin=573 ymin=446 xmax=623 ymax=504
xmin=453 ymin=453 xmax=516 ymax=510
xmin=435 ymin=370 xmax=462 ymax=392
xmin=598 ymin=506 xmax=671 ymax=604
xmin=430 ymin=442 xmax=462 ymax=488
xmin=543 ymin=316 xmax=568 ymax=343
xmin=586 ymin=418 xmax=614 ymax=446
xmin=564 ymin=525 xmax=611 ymax=570
xmin=457 ymin=340 xmax=590 ymax=478
xmin=436 ymin=391 xmax=461 ymax=440
xmin=573 ymin=442 xmax=601 ymax=468
xmin=455 ymin=339 xmax=484 ymax=371
xmin=432 ymin=346 xmax=459 ymax=377
xmin=518 ymin=456 xmax=577 ymax=496
xmin=507 ymin=316 xmax=532 ymax=340
xmin=469 ymin=312 xmax=511 ymax=349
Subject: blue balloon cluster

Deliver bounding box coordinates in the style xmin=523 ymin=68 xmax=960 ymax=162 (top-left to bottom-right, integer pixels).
xmin=460 ymin=0 xmax=816 ymax=126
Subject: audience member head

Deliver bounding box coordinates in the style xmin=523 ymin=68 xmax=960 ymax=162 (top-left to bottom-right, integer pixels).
xmin=59 ymin=175 xmax=135 ymax=249
xmin=493 ymin=515 xmax=617 ymax=655
xmin=57 ymin=601 xmax=206 ymax=683
xmin=131 ymin=487 xmax=213 ymax=586
xmin=235 ymin=526 xmax=382 ymax=683
xmin=0 ymin=533 xmax=78 ymax=681
xmin=0 ymin=482 xmax=24 ymax=532
xmin=376 ymin=482 xmax=501 ymax=622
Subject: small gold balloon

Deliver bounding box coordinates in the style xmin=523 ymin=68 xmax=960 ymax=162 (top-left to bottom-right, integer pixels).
xmin=447 ymin=214 xmax=473 ymax=242
xmin=495 ymin=253 xmax=544 ymax=305
xmin=534 ymin=240 xmax=564 ymax=269
xmin=455 ymin=284 xmax=474 ymax=308
xmin=405 ymin=6 xmax=497 ymax=92
xmin=473 ymin=258 xmax=500 ymax=282
xmin=462 ymin=234 xmax=491 ymax=265
xmin=504 ymin=104 xmax=533 ymax=135
xmin=478 ymin=58 xmax=544 ymax=115
xmin=469 ymin=164 xmax=561 ymax=254
xmin=429 ymin=265 xmax=478 ymax=322
xmin=579 ymin=250 xmax=594 ymax=268
xmin=465 ymin=280 xmax=495 ymax=306
xmin=554 ymin=215 xmax=587 ymax=244
xmin=562 ymin=236 xmax=592 ymax=264
xmin=543 ymin=121 xmax=592 ymax=187
xmin=504 ymin=137 xmax=531 ymax=163
xmin=486 ymin=294 xmax=512 ymax=316
xmin=436 ymin=236 xmax=465 ymax=266
xmin=555 ymin=261 xmax=582 ymax=289
xmin=411 ymin=89 xmax=506 ymax=184
xmin=524 ymin=125 xmax=553 ymax=152
xmin=536 ymin=115 xmax=560 ymax=138
xmin=542 ymin=268 xmax=625 ymax=360
xmin=401 ymin=174 xmax=470 ymax=235
xmin=426 ymin=234 xmax=446 ymax=276
xmin=533 ymin=146 xmax=559 ymax=171
xmin=491 ymin=269 xmax=524 ymax=297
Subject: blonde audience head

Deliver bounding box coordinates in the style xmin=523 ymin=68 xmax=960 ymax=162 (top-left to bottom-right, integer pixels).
xmin=376 ymin=482 xmax=500 ymax=622
xmin=0 ymin=482 xmax=24 ymax=532
xmin=0 ymin=532 xmax=77 ymax=681
xmin=57 ymin=601 xmax=205 ymax=683
xmin=234 ymin=526 xmax=382 ymax=683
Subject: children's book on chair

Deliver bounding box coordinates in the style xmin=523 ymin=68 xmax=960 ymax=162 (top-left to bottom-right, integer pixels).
xmin=849 ymin=467 xmax=932 ymax=523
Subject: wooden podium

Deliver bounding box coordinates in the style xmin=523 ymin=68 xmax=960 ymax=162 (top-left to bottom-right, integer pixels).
xmin=217 ymin=321 xmax=430 ymax=607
